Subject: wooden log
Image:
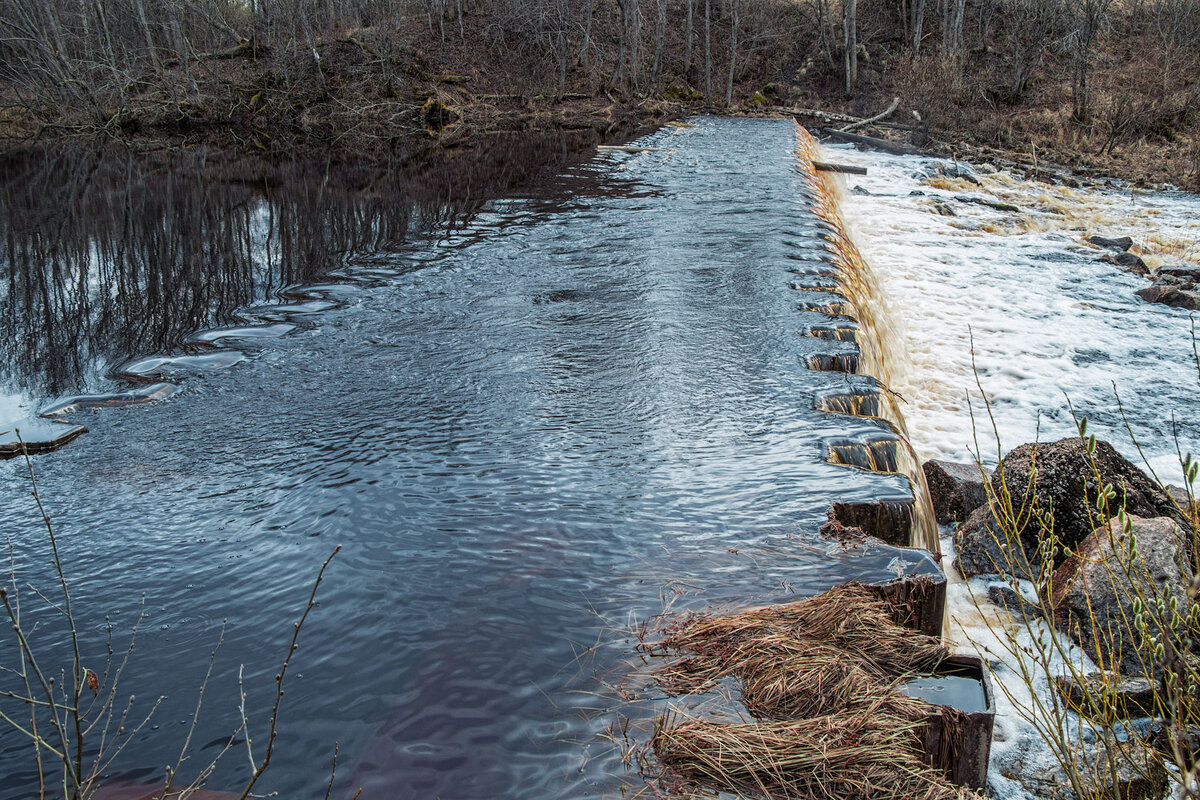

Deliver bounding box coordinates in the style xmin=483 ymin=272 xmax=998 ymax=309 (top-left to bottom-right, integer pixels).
xmin=821 ymin=128 xmax=922 ymax=156
xmin=841 ymin=96 xmax=900 ymax=132
xmin=777 ymin=106 xmax=918 ymax=132
xmin=812 ymin=160 xmax=868 ymax=175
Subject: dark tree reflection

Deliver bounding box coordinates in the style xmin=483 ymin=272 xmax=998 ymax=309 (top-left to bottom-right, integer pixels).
xmin=0 ymin=132 xmax=593 ymax=399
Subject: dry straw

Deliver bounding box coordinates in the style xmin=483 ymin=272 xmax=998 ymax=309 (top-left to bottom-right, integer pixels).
xmin=644 ymin=584 xmax=983 ymax=800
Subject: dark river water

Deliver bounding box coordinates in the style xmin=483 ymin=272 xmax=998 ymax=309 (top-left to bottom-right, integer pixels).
xmin=0 ymin=118 xmax=936 ymax=799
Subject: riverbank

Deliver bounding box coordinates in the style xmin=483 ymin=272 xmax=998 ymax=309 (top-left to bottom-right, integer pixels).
xmin=2 ymin=1 xmax=1197 ymax=190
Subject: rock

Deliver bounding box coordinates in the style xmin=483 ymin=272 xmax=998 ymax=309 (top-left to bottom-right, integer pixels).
xmin=1089 ymin=234 xmax=1135 ymax=252
xmin=955 ymin=194 xmax=1020 ymax=212
xmin=955 ymin=504 xmax=1034 ymax=579
xmin=931 ymin=200 xmax=957 ymax=216
xmin=1156 ymin=266 xmax=1200 ymax=282
xmin=909 ymin=189 xmax=926 ymax=196
xmin=1054 ymin=671 xmax=1157 ymax=721
xmin=923 ymin=459 xmax=990 ymax=524
xmin=954 ymin=438 xmax=1181 ymax=578
xmin=1137 ymin=285 xmax=1200 ymax=311
xmin=1101 ymin=252 xmax=1149 ymax=276
xmin=921 ymin=159 xmax=982 ymax=185
xmin=987 ymin=583 xmax=1043 ymax=618
xmin=1048 ymin=515 xmax=1192 ymax=679
xmin=851 ymin=184 xmax=871 ymax=196
xmin=1166 ymin=485 xmax=1199 ymax=524
xmin=1003 ymin=740 xmax=1168 ymax=800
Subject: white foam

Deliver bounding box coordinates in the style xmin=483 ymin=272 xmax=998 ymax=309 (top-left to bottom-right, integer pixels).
xmin=831 ymin=145 xmax=1200 ymax=797
xmin=829 ymin=145 xmax=1200 ymax=488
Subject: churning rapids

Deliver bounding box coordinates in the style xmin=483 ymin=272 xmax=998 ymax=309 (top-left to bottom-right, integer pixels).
xmin=1 ymin=116 xmax=1198 ymax=799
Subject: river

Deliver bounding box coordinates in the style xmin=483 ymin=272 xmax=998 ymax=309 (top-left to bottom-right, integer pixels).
xmin=0 ymin=118 xmax=940 ymax=799
xmin=4 ymin=115 xmax=1197 ymax=800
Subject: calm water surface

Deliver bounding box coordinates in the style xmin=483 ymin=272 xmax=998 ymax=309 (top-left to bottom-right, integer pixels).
xmin=0 ymin=118 xmax=932 ymax=799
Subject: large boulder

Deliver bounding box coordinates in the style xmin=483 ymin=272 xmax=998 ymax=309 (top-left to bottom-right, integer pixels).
xmin=1048 ymin=515 xmax=1192 ymax=680
xmin=954 ymin=438 xmax=1180 ymax=578
xmin=923 ymin=459 xmax=990 ymax=525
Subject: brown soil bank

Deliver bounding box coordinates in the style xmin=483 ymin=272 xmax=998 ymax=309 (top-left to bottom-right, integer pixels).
xmin=1 ymin=1 xmax=1197 ymax=186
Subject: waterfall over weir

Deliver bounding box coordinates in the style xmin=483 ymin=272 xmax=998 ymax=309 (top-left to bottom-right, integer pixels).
xmin=1 ymin=118 xmax=948 ymax=799
xmin=794 ymin=124 xmax=940 ymax=557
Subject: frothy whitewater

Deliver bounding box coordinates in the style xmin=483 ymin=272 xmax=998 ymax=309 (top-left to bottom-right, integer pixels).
xmin=830 ymin=143 xmax=1200 ymax=798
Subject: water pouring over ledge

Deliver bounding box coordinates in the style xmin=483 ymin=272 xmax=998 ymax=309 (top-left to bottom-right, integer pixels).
xmin=0 ymin=117 xmax=946 ymax=799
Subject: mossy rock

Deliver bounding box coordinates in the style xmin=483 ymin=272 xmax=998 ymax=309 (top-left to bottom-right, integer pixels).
xmin=745 ymin=91 xmax=769 ymax=108
xmin=661 ymin=82 xmax=704 ymax=102
xmin=437 ymin=74 xmax=472 ymax=85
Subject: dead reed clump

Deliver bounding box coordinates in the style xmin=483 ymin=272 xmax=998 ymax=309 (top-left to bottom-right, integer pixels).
xmin=652 ymin=697 xmax=979 ymax=800
xmin=643 ymin=584 xmax=986 ymax=799
xmin=651 ymin=584 xmax=948 ymax=684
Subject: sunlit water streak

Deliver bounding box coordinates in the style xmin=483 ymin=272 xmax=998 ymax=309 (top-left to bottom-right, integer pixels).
xmin=0 ymin=118 xmax=938 ymax=799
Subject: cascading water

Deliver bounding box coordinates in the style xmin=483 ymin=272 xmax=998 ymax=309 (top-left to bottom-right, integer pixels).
xmin=822 ymin=135 xmax=1200 ymax=799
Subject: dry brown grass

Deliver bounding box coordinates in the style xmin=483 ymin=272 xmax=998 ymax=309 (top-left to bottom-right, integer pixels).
xmin=642 ymin=584 xmax=981 ymax=799
xmin=652 ymin=696 xmax=979 ymax=800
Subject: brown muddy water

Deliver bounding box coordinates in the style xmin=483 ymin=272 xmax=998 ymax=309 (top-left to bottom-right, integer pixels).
xmin=0 ymin=118 xmax=936 ymax=799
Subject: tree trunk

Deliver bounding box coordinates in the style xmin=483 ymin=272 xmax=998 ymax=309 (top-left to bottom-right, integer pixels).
xmin=843 ymin=0 xmax=858 ymax=96
xmin=704 ymin=0 xmax=712 ymax=101
xmin=911 ymin=0 xmax=926 ymax=57
xmin=725 ymin=0 xmax=738 ymax=107
xmin=616 ymin=0 xmax=629 ymax=89
xmin=685 ymin=0 xmax=694 ymax=79
xmin=651 ymin=0 xmax=667 ymax=89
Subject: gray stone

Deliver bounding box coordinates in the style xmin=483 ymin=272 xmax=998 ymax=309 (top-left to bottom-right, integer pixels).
xmin=954 ymin=503 xmax=1035 ymax=579
xmin=1053 ymin=671 xmax=1157 ymax=721
xmin=923 ymin=459 xmax=991 ymax=525
xmin=1089 ymin=234 xmax=1135 ymax=251
xmin=1002 ymin=740 xmax=1168 ymax=800
xmin=1049 ymin=515 xmax=1192 ymax=680
xmin=987 ymin=583 xmax=1043 ymax=618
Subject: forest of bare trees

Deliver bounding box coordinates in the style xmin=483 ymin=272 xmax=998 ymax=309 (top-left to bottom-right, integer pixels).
xmin=1 ymin=0 xmax=1198 ymax=181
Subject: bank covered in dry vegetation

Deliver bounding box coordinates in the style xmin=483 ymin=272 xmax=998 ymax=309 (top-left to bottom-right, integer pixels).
xmin=1 ymin=0 xmax=1198 ymax=185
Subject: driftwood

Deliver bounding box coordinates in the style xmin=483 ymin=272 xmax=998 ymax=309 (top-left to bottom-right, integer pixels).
xmin=812 ymin=160 xmax=868 ymax=175
xmin=840 ymin=96 xmax=900 ymax=132
xmin=821 ymin=128 xmax=922 ymax=156
xmin=779 ymin=105 xmax=917 ymax=132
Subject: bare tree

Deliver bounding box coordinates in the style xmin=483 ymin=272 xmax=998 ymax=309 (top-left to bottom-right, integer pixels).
xmin=911 ymin=0 xmax=927 ymax=57
xmin=651 ymin=0 xmax=667 ymax=90
xmin=704 ymin=0 xmax=712 ymax=99
xmin=725 ymin=0 xmax=739 ymax=106
xmin=843 ymin=0 xmax=858 ymax=96
xmin=1066 ymin=0 xmax=1116 ymax=122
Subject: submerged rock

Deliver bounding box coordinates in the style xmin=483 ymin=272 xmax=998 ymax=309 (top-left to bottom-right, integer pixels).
xmin=954 ymin=438 xmax=1179 ymax=579
xmin=1048 ymin=515 xmax=1192 ymax=680
xmin=1137 ymin=285 xmax=1200 ymax=311
xmin=923 ymin=459 xmax=990 ymax=525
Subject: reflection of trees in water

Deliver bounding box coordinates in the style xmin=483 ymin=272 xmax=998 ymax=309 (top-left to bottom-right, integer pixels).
xmin=0 ymin=134 xmax=585 ymax=398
